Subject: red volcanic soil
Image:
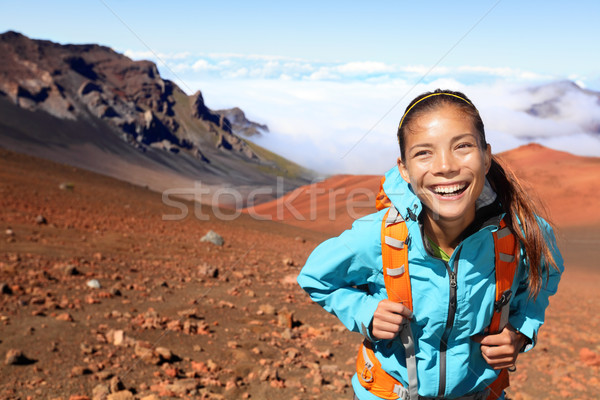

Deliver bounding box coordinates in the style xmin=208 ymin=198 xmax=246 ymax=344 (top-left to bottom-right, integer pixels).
xmin=248 ymin=144 xmax=600 ymax=235
xmin=1 ymin=145 xmax=600 ymax=399
xmin=247 ymin=174 xmax=383 ymax=235
xmin=496 ymin=143 xmax=600 ymax=228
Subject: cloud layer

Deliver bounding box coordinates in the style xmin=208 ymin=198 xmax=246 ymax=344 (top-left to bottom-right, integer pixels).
xmin=124 ymin=51 xmax=600 ymax=174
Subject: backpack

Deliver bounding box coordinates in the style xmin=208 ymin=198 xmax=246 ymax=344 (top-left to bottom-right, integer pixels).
xmin=355 ymin=177 xmax=518 ymax=400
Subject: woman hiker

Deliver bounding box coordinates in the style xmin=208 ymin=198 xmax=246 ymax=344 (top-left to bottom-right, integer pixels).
xmin=297 ymin=89 xmax=563 ymax=400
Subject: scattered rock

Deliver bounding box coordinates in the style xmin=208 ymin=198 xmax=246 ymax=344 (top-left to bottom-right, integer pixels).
xmin=5 ymin=349 xmax=35 ymax=365
xmin=282 ymin=257 xmax=295 ymax=266
xmin=164 ymin=379 xmax=199 ymax=395
xmin=109 ymin=376 xmax=125 ymax=393
xmin=59 ymin=182 xmax=75 ymax=190
xmin=1 ymin=283 xmax=12 ymax=295
xmin=200 ymin=230 xmax=224 ymax=246
xmin=106 ymin=391 xmax=134 ymax=400
xmin=87 ymin=279 xmax=101 ymax=289
xmin=92 ymin=383 xmax=110 ymax=400
xmin=155 ymin=346 xmax=174 ymax=362
xmin=64 ymin=264 xmax=80 ymax=276
xmin=134 ymin=341 xmax=160 ymax=365
xmin=35 ymin=214 xmax=48 ymax=225
xmin=56 ymin=312 xmax=74 ymax=322
xmin=71 ymin=365 xmax=93 ymax=376
xmin=278 ymin=307 xmax=294 ymax=328
xmin=5 ymin=228 xmax=14 ymax=236
xmin=258 ymin=304 xmax=276 ymax=316
xmin=140 ymin=395 xmax=160 ymax=400
xmin=198 ymin=264 xmax=219 ymax=278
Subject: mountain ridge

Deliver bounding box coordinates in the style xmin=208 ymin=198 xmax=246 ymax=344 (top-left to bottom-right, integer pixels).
xmin=0 ymin=30 xmax=314 ymax=203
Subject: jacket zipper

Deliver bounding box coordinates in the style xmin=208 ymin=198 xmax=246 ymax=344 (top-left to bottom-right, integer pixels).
xmin=438 ymin=247 xmax=461 ymax=397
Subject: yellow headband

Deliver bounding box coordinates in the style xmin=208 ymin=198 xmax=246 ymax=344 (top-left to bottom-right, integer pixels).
xmin=398 ymin=92 xmax=473 ymax=131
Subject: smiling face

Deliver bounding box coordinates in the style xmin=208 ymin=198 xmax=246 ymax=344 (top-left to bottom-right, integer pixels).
xmin=398 ymin=104 xmax=491 ymax=230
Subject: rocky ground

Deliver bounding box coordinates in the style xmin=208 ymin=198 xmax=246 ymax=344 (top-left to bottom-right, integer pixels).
xmin=1 ymin=148 xmax=599 ymax=399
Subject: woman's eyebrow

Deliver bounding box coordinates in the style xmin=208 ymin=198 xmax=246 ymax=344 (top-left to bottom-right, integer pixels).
xmin=407 ymin=142 xmax=433 ymax=153
xmin=451 ymin=133 xmax=478 ymax=142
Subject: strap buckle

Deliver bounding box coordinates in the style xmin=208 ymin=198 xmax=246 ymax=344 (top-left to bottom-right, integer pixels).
xmin=494 ymin=290 xmax=512 ymax=313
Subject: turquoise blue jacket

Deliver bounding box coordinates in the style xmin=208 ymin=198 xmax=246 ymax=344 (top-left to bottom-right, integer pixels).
xmin=297 ymin=166 xmax=563 ymax=399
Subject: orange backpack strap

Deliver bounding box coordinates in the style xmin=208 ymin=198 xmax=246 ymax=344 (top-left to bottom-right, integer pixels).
xmin=356 ymin=206 xmax=418 ymax=400
xmin=376 ymin=176 xmax=392 ymax=211
xmin=486 ymin=218 xmax=519 ymax=400
xmin=381 ymin=206 xmax=412 ymax=308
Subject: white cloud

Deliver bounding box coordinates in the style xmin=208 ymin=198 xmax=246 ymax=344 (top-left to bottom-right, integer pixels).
xmin=192 ymin=59 xmax=219 ymax=71
xmin=192 ymin=76 xmax=600 ymax=174
xmin=123 ymin=50 xmax=600 ymax=174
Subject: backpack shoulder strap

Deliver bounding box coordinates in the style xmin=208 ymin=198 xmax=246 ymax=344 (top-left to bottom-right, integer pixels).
xmin=379 ymin=205 xmax=419 ymax=400
xmin=381 ymin=206 xmax=411 ymax=309
xmin=376 ymin=176 xmax=392 ymax=211
xmin=489 ymin=217 xmax=519 ymax=334
xmin=486 ymin=217 xmax=520 ymax=400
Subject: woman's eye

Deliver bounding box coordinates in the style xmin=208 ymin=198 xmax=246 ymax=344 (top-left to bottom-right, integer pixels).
xmin=456 ymin=142 xmax=474 ymax=150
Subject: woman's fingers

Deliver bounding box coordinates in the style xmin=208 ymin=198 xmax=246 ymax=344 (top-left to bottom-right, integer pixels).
xmin=371 ymin=300 xmax=413 ymax=340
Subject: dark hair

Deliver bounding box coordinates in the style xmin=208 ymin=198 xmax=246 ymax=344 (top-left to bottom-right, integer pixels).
xmin=397 ymin=89 xmax=558 ymax=298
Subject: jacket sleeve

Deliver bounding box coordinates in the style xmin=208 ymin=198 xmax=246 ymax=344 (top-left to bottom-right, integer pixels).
xmin=508 ymin=220 xmax=564 ymax=351
xmin=297 ymin=211 xmax=387 ymax=341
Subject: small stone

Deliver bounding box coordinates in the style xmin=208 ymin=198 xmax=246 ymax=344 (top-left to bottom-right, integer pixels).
xmin=111 ymin=330 xmax=126 ymax=346
xmin=164 ymin=366 xmax=179 ymax=378
xmin=5 ymin=228 xmax=14 ymax=236
xmin=109 ymin=376 xmax=125 ymax=393
xmin=59 ymin=182 xmax=75 ymax=191
xmin=134 ymin=342 xmax=160 ymax=365
xmin=282 ymin=257 xmax=295 ymax=266
xmin=200 ymin=230 xmax=224 ymax=246
xmin=1 ymin=283 xmax=12 ymax=295
xmin=198 ymin=264 xmax=219 ymax=278
xmin=140 ymin=396 xmax=160 ymax=400
xmin=155 ymin=347 xmax=173 ymax=362
xmin=92 ymin=383 xmax=109 ymax=400
xmin=5 ymin=349 xmax=34 ymax=365
xmin=96 ymin=370 xmax=114 ymax=380
xmin=87 ymin=279 xmax=101 ymax=289
xmin=56 ymin=312 xmax=74 ymax=322
xmin=71 ymin=366 xmax=92 ymax=376
xmin=259 ymin=304 xmax=276 ymax=315
xmin=64 ymin=265 xmax=80 ymax=276
xmin=35 ymin=215 xmax=48 ymax=225
xmin=106 ymin=391 xmax=133 ymax=400
xmin=277 ymin=307 xmax=294 ymax=328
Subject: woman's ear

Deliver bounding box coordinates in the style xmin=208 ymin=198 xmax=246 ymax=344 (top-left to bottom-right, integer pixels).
xmin=397 ymin=157 xmax=410 ymax=183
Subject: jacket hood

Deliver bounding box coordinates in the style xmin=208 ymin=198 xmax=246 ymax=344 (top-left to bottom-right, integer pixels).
xmin=381 ymin=165 xmax=497 ymax=222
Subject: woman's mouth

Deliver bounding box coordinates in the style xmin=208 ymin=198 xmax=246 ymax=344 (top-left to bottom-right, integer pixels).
xmin=431 ymin=182 xmax=469 ymax=198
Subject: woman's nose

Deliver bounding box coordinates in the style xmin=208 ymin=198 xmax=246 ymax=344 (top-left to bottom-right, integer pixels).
xmin=432 ymin=150 xmax=458 ymax=175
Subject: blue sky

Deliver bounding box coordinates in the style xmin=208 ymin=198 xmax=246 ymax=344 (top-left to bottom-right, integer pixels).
xmin=2 ymin=1 xmax=600 ymax=173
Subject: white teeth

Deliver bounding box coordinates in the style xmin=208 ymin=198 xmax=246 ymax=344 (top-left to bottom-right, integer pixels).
xmin=433 ymin=183 xmax=466 ymax=194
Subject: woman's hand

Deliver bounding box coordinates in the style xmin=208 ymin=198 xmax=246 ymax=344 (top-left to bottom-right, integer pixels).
xmin=370 ymin=300 xmax=413 ymax=340
xmin=471 ymin=323 xmax=529 ymax=370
